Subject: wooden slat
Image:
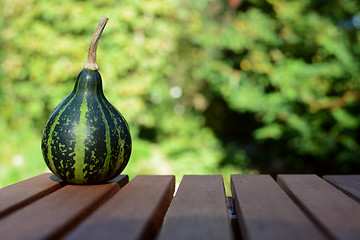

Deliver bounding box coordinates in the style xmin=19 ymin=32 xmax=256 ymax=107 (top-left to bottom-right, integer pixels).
xmin=64 ymin=175 xmax=175 ymax=240
xmin=278 ymin=174 xmax=360 ymax=240
xmin=157 ymin=175 xmax=233 ymax=240
xmin=231 ymin=175 xmax=326 ymax=240
xmin=0 ymin=173 xmax=63 ymax=218
xmin=323 ymin=175 xmax=360 ymax=203
xmin=0 ymin=175 xmax=128 ymax=240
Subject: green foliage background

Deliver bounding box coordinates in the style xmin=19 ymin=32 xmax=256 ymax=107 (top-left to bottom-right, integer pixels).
xmin=1 ymin=0 xmax=360 ymax=187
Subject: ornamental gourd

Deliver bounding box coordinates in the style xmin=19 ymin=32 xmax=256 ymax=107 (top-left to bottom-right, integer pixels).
xmin=41 ymin=17 xmax=131 ymax=184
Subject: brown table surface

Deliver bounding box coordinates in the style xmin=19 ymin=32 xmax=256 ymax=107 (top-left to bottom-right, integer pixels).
xmin=0 ymin=174 xmax=359 ymax=240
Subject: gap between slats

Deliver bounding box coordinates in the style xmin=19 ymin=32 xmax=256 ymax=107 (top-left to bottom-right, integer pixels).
xmin=63 ymin=175 xmax=175 ymax=240
xmin=157 ymin=175 xmax=234 ymax=240
xmin=277 ymin=174 xmax=360 ymax=240
xmin=323 ymin=175 xmax=360 ymax=203
xmin=3 ymin=174 xmax=359 ymax=240
xmin=0 ymin=173 xmax=65 ymax=218
xmin=231 ymin=175 xmax=328 ymax=240
xmin=0 ymin=175 xmax=129 ymax=240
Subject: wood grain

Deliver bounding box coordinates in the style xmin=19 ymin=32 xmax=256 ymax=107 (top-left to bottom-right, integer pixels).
xmin=278 ymin=174 xmax=360 ymax=240
xmin=0 ymin=173 xmax=63 ymax=218
xmin=0 ymin=175 xmax=128 ymax=240
xmin=64 ymin=175 xmax=175 ymax=240
xmin=157 ymin=175 xmax=233 ymax=240
xmin=323 ymin=175 xmax=360 ymax=203
xmin=231 ymin=175 xmax=326 ymax=240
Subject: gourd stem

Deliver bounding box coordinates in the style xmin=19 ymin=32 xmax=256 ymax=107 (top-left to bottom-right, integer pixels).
xmin=84 ymin=17 xmax=109 ymax=71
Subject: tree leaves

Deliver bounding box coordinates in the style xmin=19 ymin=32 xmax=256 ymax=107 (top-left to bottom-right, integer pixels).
xmin=1 ymin=0 xmax=360 ymax=186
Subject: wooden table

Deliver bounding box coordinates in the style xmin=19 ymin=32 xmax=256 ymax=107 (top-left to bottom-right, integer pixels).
xmin=0 ymin=174 xmax=359 ymax=240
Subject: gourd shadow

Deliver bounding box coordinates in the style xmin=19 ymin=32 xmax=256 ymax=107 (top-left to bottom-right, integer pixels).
xmin=49 ymin=174 xmax=68 ymax=187
xmin=49 ymin=174 xmax=63 ymax=183
xmin=48 ymin=174 xmax=128 ymax=187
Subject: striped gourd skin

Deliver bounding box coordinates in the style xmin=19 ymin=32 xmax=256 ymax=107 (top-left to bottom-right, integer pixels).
xmin=41 ymin=69 xmax=131 ymax=184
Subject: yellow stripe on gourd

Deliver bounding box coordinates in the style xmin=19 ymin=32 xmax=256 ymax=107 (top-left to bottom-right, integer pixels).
xmin=46 ymin=92 xmax=78 ymax=177
xmin=95 ymin=88 xmax=112 ymax=182
xmin=73 ymin=80 xmax=89 ymax=183
xmin=108 ymin=109 xmax=125 ymax=174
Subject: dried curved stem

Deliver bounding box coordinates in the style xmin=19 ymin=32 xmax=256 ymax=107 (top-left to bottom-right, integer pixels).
xmin=84 ymin=17 xmax=109 ymax=71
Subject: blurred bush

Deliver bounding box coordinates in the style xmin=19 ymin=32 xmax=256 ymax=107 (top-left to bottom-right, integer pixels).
xmin=1 ymin=0 xmax=360 ymax=187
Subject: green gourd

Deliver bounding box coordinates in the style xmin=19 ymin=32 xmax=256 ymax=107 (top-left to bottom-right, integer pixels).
xmin=41 ymin=17 xmax=131 ymax=184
